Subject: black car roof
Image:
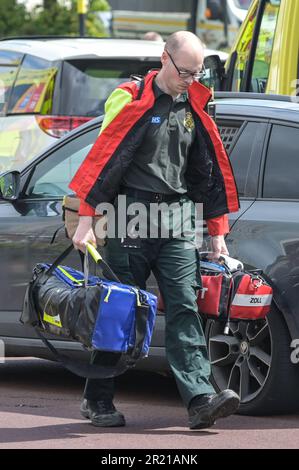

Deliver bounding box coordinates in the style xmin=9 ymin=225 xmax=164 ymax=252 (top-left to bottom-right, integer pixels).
xmin=215 ymin=93 xmax=299 ymax=123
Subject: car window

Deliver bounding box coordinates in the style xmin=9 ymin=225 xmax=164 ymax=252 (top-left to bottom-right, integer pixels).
xmin=0 ymin=65 xmax=18 ymax=114
xmin=218 ymin=123 xmax=241 ymax=153
xmin=0 ymin=50 xmax=23 ymax=65
xmin=7 ymin=54 xmax=58 ymax=114
xmin=218 ymin=120 xmax=264 ymax=197
xmin=0 ymin=50 xmax=23 ymax=115
xmin=251 ymin=0 xmax=280 ymax=93
xmin=60 ymin=59 xmax=161 ymax=117
xmin=263 ymin=124 xmax=299 ymax=199
xmin=25 ymin=126 xmax=100 ymax=198
xmin=229 ymin=121 xmax=264 ymax=197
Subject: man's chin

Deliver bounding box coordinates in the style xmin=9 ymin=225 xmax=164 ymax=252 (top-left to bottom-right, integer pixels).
xmin=178 ymin=84 xmax=189 ymax=92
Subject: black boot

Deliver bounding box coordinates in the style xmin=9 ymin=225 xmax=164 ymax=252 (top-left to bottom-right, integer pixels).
xmin=188 ymin=389 xmax=240 ymax=430
xmin=80 ymin=398 xmax=126 ymax=427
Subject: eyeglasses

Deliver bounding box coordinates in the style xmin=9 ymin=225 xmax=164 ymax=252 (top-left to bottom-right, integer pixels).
xmin=165 ymin=49 xmax=206 ymax=81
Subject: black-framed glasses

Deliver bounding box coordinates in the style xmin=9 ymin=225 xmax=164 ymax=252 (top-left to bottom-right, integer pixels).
xmin=165 ymin=49 xmax=206 ymax=80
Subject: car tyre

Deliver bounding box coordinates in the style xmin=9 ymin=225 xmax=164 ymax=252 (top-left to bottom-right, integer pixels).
xmin=205 ymin=305 xmax=299 ymax=415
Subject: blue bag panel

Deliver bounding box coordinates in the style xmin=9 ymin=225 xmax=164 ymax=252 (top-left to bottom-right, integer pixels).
xmin=200 ymin=260 xmax=226 ymax=273
xmin=41 ymin=264 xmax=99 ymax=288
xmin=40 ymin=263 xmax=158 ymax=356
xmin=92 ymin=283 xmax=137 ymax=352
xmin=128 ymin=291 xmax=157 ymax=356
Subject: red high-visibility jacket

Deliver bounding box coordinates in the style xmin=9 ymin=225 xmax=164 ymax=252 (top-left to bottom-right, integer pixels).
xmin=69 ymin=70 xmax=239 ymax=235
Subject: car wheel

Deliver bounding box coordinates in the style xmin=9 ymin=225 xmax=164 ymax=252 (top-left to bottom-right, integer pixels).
xmin=205 ymin=306 xmax=299 ymax=415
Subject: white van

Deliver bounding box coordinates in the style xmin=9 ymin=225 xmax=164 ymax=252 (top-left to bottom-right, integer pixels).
xmin=112 ymin=0 xmax=251 ymax=49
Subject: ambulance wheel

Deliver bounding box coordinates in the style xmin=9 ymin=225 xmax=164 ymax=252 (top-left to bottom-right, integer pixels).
xmin=205 ymin=306 xmax=299 ymax=415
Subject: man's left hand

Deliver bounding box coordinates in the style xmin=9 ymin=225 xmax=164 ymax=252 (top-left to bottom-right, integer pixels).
xmin=209 ymin=235 xmax=229 ymax=260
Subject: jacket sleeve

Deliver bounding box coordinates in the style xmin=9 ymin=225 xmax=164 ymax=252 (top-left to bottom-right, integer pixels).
xmin=72 ymin=87 xmax=134 ymax=215
xmin=206 ymin=214 xmax=229 ymax=236
xmin=100 ymin=87 xmax=133 ymax=134
xmin=78 ymin=199 xmax=96 ymax=216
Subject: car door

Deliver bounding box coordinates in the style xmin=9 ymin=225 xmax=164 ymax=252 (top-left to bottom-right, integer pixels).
xmin=0 ymin=123 xmax=100 ymax=338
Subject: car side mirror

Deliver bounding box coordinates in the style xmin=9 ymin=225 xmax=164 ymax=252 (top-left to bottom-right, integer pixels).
xmin=203 ymin=54 xmax=225 ymax=91
xmin=0 ymin=171 xmax=21 ymax=201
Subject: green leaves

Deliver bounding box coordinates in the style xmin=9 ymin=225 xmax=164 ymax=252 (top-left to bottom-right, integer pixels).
xmin=0 ymin=0 xmax=28 ymax=38
xmin=0 ymin=0 xmax=111 ymax=38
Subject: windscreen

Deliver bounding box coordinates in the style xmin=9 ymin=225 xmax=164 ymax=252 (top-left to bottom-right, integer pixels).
xmin=59 ymin=58 xmax=161 ymax=117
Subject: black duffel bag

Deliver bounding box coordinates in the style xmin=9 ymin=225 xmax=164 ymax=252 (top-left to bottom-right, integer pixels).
xmin=21 ymin=244 xmax=157 ymax=379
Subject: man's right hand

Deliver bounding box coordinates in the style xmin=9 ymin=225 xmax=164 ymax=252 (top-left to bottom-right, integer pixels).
xmin=72 ymin=216 xmax=97 ymax=253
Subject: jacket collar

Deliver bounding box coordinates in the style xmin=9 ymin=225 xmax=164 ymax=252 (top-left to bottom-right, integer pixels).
xmin=145 ymin=70 xmax=212 ymax=109
xmin=188 ymin=80 xmax=212 ymax=109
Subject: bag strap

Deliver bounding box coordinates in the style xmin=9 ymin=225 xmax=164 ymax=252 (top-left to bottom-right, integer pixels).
xmin=34 ymin=327 xmax=131 ymax=379
xmin=130 ymin=74 xmax=145 ymax=100
xmin=128 ymin=300 xmax=151 ymax=362
xmin=136 ymin=78 xmax=145 ymax=100
xmin=45 ymin=244 xmax=74 ymax=277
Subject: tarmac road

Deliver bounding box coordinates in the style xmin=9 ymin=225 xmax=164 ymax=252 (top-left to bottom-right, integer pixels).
xmin=0 ymin=357 xmax=299 ymax=449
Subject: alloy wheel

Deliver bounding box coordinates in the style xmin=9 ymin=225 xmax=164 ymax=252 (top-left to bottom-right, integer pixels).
xmin=207 ymin=319 xmax=272 ymax=403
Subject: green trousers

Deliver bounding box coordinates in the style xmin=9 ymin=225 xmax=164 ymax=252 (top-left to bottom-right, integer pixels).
xmin=84 ymin=196 xmax=215 ymax=408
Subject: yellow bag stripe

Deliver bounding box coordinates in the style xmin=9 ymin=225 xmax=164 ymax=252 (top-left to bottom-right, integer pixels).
xmin=57 ymin=265 xmax=84 ymax=284
xmin=43 ymin=312 xmax=62 ymax=328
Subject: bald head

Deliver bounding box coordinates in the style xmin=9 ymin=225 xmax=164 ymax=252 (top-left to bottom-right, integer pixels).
xmin=156 ymin=31 xmax=205 ymax=97
xmin=165 ymin=31 xmax=204 ymax=57
xmin=143 ymin=31 xmax=163 ymax=41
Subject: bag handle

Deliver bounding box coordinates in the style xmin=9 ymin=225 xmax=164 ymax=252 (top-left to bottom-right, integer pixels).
xmin=84 ymin=242 xmax=121 ymax=285
xmin=45 ymin=243 xmax=121 ymax=284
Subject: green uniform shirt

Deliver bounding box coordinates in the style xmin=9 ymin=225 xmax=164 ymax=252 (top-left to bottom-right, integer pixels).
xmin=122 ymin=80 xmax=196 ymax=194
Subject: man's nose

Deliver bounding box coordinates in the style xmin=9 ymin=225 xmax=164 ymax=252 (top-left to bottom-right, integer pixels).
xmin=183 ymin=75 xmax=195 ymax=85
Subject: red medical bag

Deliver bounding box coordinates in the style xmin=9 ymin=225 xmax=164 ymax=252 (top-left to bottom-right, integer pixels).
xmin=158 ymin=260 xmax=273 ymax=322
xmin=198 ymin=262 xmax=273 ymax=321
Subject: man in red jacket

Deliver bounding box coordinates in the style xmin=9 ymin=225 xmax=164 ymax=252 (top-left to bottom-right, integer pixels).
xmin=70 ymin=31 xmax=240 ymax=430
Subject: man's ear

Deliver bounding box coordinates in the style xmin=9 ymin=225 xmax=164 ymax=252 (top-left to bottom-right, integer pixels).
xmin=161 ymin=50 xmax=168 ymax=66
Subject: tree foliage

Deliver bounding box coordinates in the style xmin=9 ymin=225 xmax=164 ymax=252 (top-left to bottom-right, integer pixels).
xmin=0 ymin=0 xmax=28 ymax=38
xmin=0 ymin=0 xmax=111 ymax=38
